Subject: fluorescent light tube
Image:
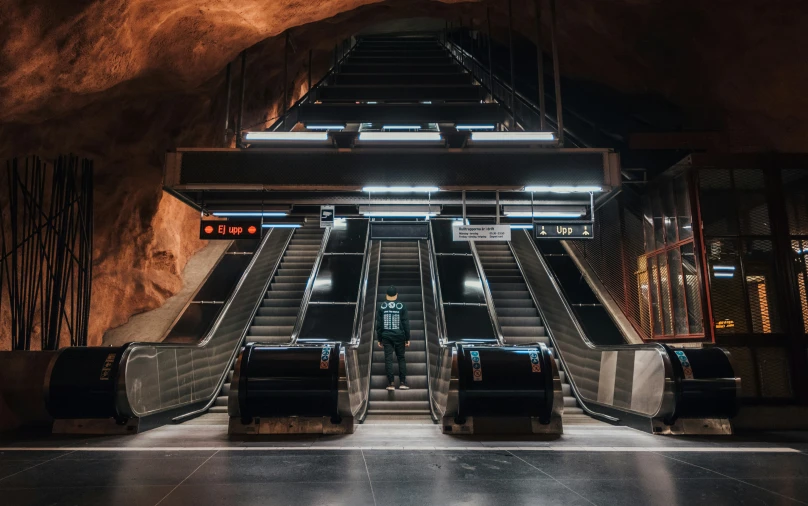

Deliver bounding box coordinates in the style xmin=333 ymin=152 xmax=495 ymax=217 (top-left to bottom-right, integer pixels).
xmin=358 ymin=132 xmax=442 ymax=142
xmin=306 ymin=125 xmax=345 ymax=130
xmin=524 ymin=186 xmax=603 ymax=193
xmin=245 ymin=132 xmax=329 ymax=141
xmin=362 ymin=186 xmax=440 ymax=193
xmin=261 ymin=224 xmax=302 ymax=228
xmin=471 ymin=131 xmax=554 ymax=142
xmin=456 ymin=125 xmax=496 ymax=130
xmin=509 ymin=224 xmax=533 ymax=229
xmin=382 ymin=125 xmax=422 ymax=130
xmin=213 ymin=212 xmax=288 ymax=217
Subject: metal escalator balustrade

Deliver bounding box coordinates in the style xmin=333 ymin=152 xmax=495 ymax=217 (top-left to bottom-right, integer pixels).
xmin=475 ymin=241 xmax=581 ymax=415
xmin=208 ymin=223 xmax=324 ymax=413
xmin=509 ymin=229 xmax=740 ymax=434
xmin=368 ymin=241 xmax=430 ymax=415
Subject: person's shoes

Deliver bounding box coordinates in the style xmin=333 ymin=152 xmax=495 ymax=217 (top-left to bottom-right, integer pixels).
xmin=386 ymin=383 xmax=395 ymax=391
xmin=399 ymin=383 xmax=410 ymax=390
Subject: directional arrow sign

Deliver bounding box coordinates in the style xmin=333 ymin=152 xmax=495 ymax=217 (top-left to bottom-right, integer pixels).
xmin=533 ymin=223 xmax=594 ymax=240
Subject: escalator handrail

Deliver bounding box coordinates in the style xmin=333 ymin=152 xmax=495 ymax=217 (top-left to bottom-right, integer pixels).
xmin=116 ymin=227 xmax=293 ymax=419
xmin=427 ymin=221 xmax=449 ymax=345
xmin=289 ymin=226 xmax=332 ymax=345
xmin=354 ymin=240 xmax=381 ymax=423
xmin=469 ymin=240 xmax=505 ymax=346
xmin=510 ymin=229 xmax=677 ymax=420
xmin=417 ymin=238 xmax=440 ymax=423
xmin=349 ymin=221 xmax=372 ymax=347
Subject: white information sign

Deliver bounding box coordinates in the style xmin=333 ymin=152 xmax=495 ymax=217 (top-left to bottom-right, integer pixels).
xmin=452 ymin=225 xmax=511 ymax=242
xmin=320 ymin=205 xmax=335 ymax=228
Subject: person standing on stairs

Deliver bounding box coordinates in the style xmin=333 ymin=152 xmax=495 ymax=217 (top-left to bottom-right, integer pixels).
xmin=376 ymin=286 xmax=410 ymax=392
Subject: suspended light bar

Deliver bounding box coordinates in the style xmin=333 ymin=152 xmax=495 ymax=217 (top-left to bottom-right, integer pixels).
xmin=382 ymin=125 xmax=422 ymax=130
xmin=261 ymin=224 xmax=302 ymax=228
xmin=213 ymin=212 xmax=288 ymax=217
xmin=524 ymin=186 xmax=603 ymax=193
xmin=505 ymin=212 xmax=585 ymax=218
xmin=305 ymin=124 xmax=345 ymax=130
xmin=503 ymin=205 xmax=587 ymax=218
xmin=362 ymin=186 xmax=440 ymax=193
xmin=713 ymin=265 xmax=736 ymax=271
xmin=359 ymin=205 xmax=439 ymax=217
xmin=358 ymin=132 xmax=442 ymax=142
xmin=714 ymin=272 xmax=735 ymax=278
xmin=471 ymin=131 xmax=555 ymax=142
xmin=245 ymin=132 xmax=329 ymax=142
xmin=456 ymin=125 xmax=496 ymax=131
xmin=509 ymin=224 xmax=533 ymax=229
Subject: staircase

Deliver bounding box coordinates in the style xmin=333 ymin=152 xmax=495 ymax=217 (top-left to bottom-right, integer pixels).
xmin=209 ymin=223 xmax=324 ymax=414
xmin=475 ymin=241 xmax=582 ymax=416
xmin=367 ymin=241 xmax=430 ymax=416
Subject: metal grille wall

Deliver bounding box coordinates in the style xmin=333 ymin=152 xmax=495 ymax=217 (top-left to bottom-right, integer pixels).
xmin=570 ymin=193 xmax=651 ymax=340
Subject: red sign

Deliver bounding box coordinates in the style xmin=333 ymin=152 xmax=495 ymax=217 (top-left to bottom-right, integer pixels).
xmin=200 ymin=220 xmax=262 ymax=240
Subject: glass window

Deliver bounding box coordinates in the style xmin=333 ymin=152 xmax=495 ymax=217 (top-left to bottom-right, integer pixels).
xmin=743 ymin=239 xmax=781 ymax=334
xmin=680 ymin=243 xmax=704 ymax=334
xmin=667 ymin=248 xmax=689 ymax=335
xmin=706 ymin=238 xmax=749 ymax=334
xmin=674 ymin=175 xmax=693 ymax=241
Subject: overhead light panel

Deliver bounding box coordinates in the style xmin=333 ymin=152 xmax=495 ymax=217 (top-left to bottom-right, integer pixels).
xmin=212 ymin=212 xmax=288 ymax=217
xmin=261 ymin=223 xmax=302 ymax=228
xmin=305 ymin=124 xmax=345 ymax=130
xmin=358 ymin=132 xmax=442 ymax=142
xmin=524 ymin=186 xmax=603 ymax=193
xmin=245 ymin=132 xmax=329 ymax=142
xmin=382 ymin=125 xmax=422 ymax=130
xmin=362 ymin=186 xmax=440 ymax=193
xmin=509 ymin=224 xmax=533 ymax=229
xmin=471 ymin=131 xmax=555 ymax=142
xmin=456 ymin=125 xmax=496 ymax=131
xmin=503 ymin=205 xmax=587 ymax=218
xmin=359 ymin=205 xmax=439 ymax=217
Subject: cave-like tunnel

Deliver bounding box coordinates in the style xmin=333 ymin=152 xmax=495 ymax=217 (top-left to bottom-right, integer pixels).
xmin=1 ymin=2 xmax=808 ymax=505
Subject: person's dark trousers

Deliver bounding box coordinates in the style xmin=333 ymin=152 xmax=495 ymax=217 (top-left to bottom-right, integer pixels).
xmin=382 ymin=337 xmax=407 ymax=384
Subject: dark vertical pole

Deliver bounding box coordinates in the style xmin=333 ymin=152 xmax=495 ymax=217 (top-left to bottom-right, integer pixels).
xmin=549 ymin=0 xmax=564 ymax=145
xmin=508 ymin=0 xmax=516 ymax=120
xmin=308 ymin=49 xmax=312 ymax=99
xmin=282 ymin=32 xmax=289 ymax=131
xmin=486 ymin=8 xmax=494 ymax=93
xmin=223 ymin=62 xmax=232 ymax=146
xmin=236 ymin=49 xmax=247 ymax=148
xmin=333 ymin=44 xmax=338 ymax=72
xmin=534 ymin=0 xmax=547 ymax=131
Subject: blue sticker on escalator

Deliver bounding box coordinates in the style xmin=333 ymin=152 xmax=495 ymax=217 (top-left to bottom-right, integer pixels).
xmin=674 ymin=350 xmax=694 ymax=379
xmin=320 ymin=346 xmax=332 ymax=370
xmin=470 ymin=351 xmax=482 ymax=381
xmin=529 ymin=350 xmax=541 ymax=373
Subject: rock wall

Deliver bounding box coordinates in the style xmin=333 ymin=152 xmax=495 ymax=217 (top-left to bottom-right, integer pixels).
xmin=1 ymin=0 xmax=806 ymax=348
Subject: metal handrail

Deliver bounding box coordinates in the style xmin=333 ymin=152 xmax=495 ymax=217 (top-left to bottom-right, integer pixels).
xmin=349 ymin=221 xmax=372 ymax=347
xmin=469 ymin=240 xmax=505 ymax=346
xmin=417 ymin=238 xmax=440 ymax=422
xmin=116 ymin=227 xmax=293 ymax=420
xmin=269 ymin=37 xmax=359 ymax=132
xmin=428 ymin=221 xmax=449 ymax=344
xmin=512 ymin=229 xmax=677 ymax=420
xmin=289 ymin=226 xmax=332 ymax=344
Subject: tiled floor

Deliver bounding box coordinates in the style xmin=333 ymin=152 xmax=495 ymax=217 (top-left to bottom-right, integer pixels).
xmin=1 ymin=418 xmax=807 ymax=505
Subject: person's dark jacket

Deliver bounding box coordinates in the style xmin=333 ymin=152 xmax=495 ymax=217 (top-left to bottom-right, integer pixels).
xmin=375 ymin=300 xmax=410 ymax=343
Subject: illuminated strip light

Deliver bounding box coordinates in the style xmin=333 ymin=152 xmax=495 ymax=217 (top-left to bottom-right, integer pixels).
xmin=714 ymin=272 xmax=735 ymax=278
xmin=362 ymin=186 xmax=440 ymax=193
xmin=261 ymin=224 xmax=302 ymax=228
xmin=245 ymin=132 xmax=329 ymax=141
xmin=360 ymin=212 xmax=439 ymax=217
xmin=509 ymin=224 xmax=533 ymax=229
xmin=524 ymin=186 xmax=603 ymax=193
xmin=213 ymin=212 xmax=288 ymax=217
xmin=456 ymin=125 xmax=496 ymax=130
xmin=306 ymin=125 xmax=345 ymax=130
xmin=505 ymin=212 xmax=584 ymax=218
xmin=382 ymin=125 xmax=422 ymax=130
xmin=471 ymin=131 xmax=555 ymax=142
xmin=713 ymin=265 xmax=736 ymax=271
xmin=358 ymin=132 xmax=442 ymax=142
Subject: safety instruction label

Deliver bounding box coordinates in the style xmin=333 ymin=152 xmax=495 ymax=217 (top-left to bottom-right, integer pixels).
xmin=529 ymin=350 xmax=542 ymax=373
xmin=674 ymin=350 xmax=694 ymax=379
xmin=470 ymin=351 xmax=483 ymax=381
xmin=452 ymin=225 xmax=511 ymax=242
xmin=99 ymin=353 xmax=116 ymax=380
xmin=320 ymin=346 xmax=332 ymax=370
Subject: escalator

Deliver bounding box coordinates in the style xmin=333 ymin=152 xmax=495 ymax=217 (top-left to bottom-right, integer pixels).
xmin=367 ymin=241 xmax=430 ymax=416
xmin=475 ymin=242 xmax=581 ymax=416
xmin=209 ymin=223 xmax=325 ymax=414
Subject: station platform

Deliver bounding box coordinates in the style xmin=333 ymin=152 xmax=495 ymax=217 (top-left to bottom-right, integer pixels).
xmin=1 ymin=417 xmax=806 ymax=505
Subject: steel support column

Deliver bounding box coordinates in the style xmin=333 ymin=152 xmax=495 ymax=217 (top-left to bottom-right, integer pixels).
xmin=549 ymin=0 xmax=564 ymax=145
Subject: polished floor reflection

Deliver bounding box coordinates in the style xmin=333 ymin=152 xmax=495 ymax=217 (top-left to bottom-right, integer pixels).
xmin=1 ymin=418 xmax=806 ymax=506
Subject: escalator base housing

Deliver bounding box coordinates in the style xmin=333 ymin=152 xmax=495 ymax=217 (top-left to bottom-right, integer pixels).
xmin=441 ymin=415 xmax=563 ymax=435
xmin=228 ymin=416 xmax=355 ymax=435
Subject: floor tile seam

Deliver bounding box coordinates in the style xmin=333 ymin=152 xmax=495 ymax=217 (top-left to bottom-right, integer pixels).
xmin=153 ymin=449 xmax=220 ymax=506
xmin=360 ymin=450 xmax=378 ymax=506
xmin=506 ymin=450 xmax=598 ymax=506
xmin=652 ymin=451 xmax=808 ymax=506
xmin=0 ymin=450 xmax=76 ymax=483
